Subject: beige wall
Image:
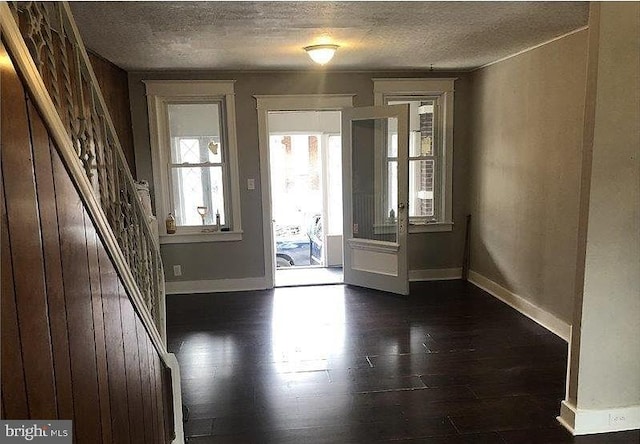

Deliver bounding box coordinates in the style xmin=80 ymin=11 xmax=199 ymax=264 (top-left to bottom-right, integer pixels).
xmin=468 ymin=30 xmax=588 ymax=323
xmin=569 ymin=2 xmax=640 ymax=411
xmin=128 ymin=71 xmax=471 ymax=282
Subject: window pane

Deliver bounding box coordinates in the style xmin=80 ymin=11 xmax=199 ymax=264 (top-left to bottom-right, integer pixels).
xmin=418 ymin=101 xmax=435 ymax=156
xmin=172 ymin=138 xmax=201 ymax=164
xmin=388 ymin=160 xmax=398 ymax=219
xmin=168 ymin=103 xmax=223 ymax=164
xmin=171 ymin=166 xmax=226 ymax=226
xmin=388 ymin=122 xmax=398 ymax=158
xmin=409 ymin=159 xmax=435 ymax=218
xmin=351 ymin=118 xmax=396 ymax=242
xmin=389 ymin=99 xmax=435 ymax=157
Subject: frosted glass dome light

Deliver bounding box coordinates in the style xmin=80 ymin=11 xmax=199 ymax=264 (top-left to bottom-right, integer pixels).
xmin=304 ymin=44 xmax=339 ymax=65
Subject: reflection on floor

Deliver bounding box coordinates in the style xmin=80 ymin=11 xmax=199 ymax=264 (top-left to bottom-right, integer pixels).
xmin=167 ymin=282 xmax=640 ymax=443
xmin=275 ymin=266 xmax=343 ymax=287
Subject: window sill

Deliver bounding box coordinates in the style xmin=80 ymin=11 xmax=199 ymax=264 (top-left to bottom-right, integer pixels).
xmin=409 ymin=222 xmax=453 ymax=233
xmin=159 ymin=230 xmax=243 ymax=244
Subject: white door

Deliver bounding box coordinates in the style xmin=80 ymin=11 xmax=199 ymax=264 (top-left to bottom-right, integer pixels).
xmin=342 ymin=104 xmax=410 ymax=295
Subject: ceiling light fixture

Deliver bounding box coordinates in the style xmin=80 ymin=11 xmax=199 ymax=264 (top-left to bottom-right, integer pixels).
xmin=304 ymin=44 xmax=339 ymax=65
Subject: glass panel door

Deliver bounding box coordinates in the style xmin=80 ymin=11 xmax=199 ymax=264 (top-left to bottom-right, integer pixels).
xmin=342 ymin=105 xmax=409 ymax=295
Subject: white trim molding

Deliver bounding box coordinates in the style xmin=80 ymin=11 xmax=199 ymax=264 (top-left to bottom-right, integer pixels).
xmin=165 ymin=277 xmax=268 ymax=295
xmin=409 ymin=268 xmax=462 ymax=281
xmin=145 ymin=80 xmax=243 ymax=240
xmin=373 ymin=78 xmax=456 ymax=228
xmin=254 ymin=94 xmax=356 ymax=111
xmin=347 ymin=238 xmax=400 ymax=254
xmin=558 ymin=400 xmax=640 ymax=435
xmin=473 ymin=26 xmax=589 ymax=72
xmin=468 ymin=270 xmax=571 ymax=342
xmin=373 ymin=78 xmax=456 ymax=94
xmin=255 ymin=94 xmax=355 ymax=289
xmin=165 ymin=353 xmax=185 ymax=444
xmin=160 ymin=231 xmax=243 ymax=244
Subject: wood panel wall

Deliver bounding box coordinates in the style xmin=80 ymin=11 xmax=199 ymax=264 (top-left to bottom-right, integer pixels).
xmin=88 ymin=51 xmax=136 ymax=177
xmin=1 ymin=46 xmax=173 ymax=443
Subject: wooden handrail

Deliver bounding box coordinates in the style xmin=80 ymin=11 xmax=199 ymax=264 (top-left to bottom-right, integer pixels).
xmin=0 ymin=1 xmax=167 ymax=351
xmin=1 ymin=3 xmax=185 ymax=440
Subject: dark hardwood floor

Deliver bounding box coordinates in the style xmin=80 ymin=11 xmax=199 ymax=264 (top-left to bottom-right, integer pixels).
xmin=167 ymin=281 xmax=639 ymax=443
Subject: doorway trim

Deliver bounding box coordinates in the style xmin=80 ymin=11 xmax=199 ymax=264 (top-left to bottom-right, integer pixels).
xmin=254 ymin=94 xmax=355 ymax=288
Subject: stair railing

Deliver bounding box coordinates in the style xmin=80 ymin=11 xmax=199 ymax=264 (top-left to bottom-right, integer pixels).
xmin=1 ymin=1 xmax=167 ymax=346
xmin=1 ymin=3 xmax=186 ymax=441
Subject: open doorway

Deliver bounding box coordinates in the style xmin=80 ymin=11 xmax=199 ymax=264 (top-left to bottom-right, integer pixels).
xmin=268 ymin=110 xmax=343 ymax=286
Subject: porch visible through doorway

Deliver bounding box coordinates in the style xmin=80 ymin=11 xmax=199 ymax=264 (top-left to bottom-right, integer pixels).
xmin=268 ymin=110 xmax=343 ymax=286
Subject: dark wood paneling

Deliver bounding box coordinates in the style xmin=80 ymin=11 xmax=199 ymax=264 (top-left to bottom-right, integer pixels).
xmin=144 ymin=332 xmax=162 ymax=443
xmin=152 ymin=348 xmax=166 ymax=443
xmin=136 ymin=318 xmax=157 ymax=444
xmin=85 ymin=222 xmax=113 ymax=443
xmin=51 ymin=148 xmax=103 ymax=442
xmin=2 ymin=55 xmax=57 ymax=420
xmin=120 ymin=282 xmax=146 ymax=443
xmin=1 ymin=43 xmax=173 ymax=442
xmin=163 ymin=363 xmax=176 ymax=442
xmin=30 ymin=101 xmax=75 ymax=420
xmin=0 ymin=141 xmax=29 ymax=420
xmin=88 ymin=51 xmax=136 ymax=176
xmin=98 ymin=246 xmax=132 ymax=444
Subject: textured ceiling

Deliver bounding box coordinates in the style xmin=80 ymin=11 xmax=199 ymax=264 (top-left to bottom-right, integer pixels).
xmin=70 ymin=1 xmax=589 ymax=71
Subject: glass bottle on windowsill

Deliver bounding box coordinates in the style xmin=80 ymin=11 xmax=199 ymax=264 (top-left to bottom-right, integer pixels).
xmin=166 ymin=213 xmax=176 ymax=234
xmin=215 ymin=209 xmax=221 ymax=232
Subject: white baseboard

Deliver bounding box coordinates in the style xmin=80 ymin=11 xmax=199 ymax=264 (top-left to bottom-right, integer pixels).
xmin=559 ymin=400 xmax=640 ymax=435
xmin=467 ymin=270 xmax=571 ymax=342
xmin=165 ymin=276 xmax=268 ymax=295
xmin=409 ymin=267 xmax=462 ymax=282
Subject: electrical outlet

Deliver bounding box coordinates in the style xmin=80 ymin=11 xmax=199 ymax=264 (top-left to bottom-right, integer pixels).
xmin=173 ymin=265 xmax=182 ymax=277
xmin=609 ymin=413 xmax=627 ymax=426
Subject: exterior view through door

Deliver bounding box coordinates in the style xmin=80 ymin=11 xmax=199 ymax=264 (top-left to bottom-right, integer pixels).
xmin=268 ymin=111 xmax=344 ymax=286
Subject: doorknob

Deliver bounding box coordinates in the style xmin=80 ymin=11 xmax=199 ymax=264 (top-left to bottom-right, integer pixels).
xmin=398 ymin=203 xmax=406 ymax=210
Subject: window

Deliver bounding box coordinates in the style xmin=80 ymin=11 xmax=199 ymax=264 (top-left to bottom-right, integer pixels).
xmin=146 ymin=81 xmax=242 ymax=242
xmin=374 ymin=78 xmax=455 ymax=232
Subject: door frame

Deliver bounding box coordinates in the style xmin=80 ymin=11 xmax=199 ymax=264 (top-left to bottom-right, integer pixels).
xmin=255 ymin=94 xmax=354 ymax=289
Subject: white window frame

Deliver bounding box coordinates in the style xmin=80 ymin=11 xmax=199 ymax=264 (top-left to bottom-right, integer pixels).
xmin=374 ymin=78 xmax=456 ymax=233
xmin=145 ymin=80 xmax=242 ymax=243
